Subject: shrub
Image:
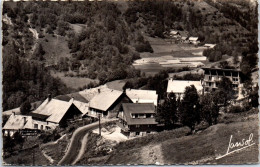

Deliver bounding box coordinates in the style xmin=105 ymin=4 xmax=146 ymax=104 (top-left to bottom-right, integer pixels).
xmin=229 ymin=105 xmax=244 ymax=113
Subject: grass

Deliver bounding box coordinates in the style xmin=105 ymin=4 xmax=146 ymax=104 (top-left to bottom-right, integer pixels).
xmin=100 ymin=110 xmax=258 ymax=165
xmin=51 ymin=71 xmax=98 ymax=90
xmin=4 ymin=146 xmax=49 ymax=165
xmin=41 ymin=135 xmax=70 ymax=164
xmin=39 ymin=33 xmax=71 ymax=65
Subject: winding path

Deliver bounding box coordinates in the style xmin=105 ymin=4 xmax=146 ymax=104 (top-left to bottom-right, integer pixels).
xmin=58 ymin=119 xmax=116 ymax=165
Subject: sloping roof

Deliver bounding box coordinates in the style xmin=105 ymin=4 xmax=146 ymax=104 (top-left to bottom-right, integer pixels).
xmin=189 ymin=37 xmax=199 ymax=41
xmin=73 ymin=100 xmax=89 ymax=115
xmin=32 ymin=98 xmax=74 ymax=124
xmin=89 ymin=89 xmax=123 ymax=111
xmin=170 ymin=30 xmax=179 ymax=35
xmin=55 ymin=92 xmax=89 ymax=103
xmin=167 ymin=79 xmax=203 ymax=94
xmin=122 ymin=103 xmax=157 ymax=125
xmin=181 ymin=36 xmax=188 ymax=40
xmin=78 ymin=85 xmax=110 ymax=102
xmin=204 ymin=44 xmax=216 ymax=48
xmin=3 ymin=114 xmax=32 ymax=130
xmin=126 ymin=89 xmax=158 ymax=106
xmin=3 ymin=107 xmax=20 ymax=116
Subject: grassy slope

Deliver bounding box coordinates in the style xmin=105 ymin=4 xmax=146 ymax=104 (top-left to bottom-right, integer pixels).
xmin=104 ymin=111 xmax=258 ymax=165
xmin=51 ymin=71 xmax=98 ymax=90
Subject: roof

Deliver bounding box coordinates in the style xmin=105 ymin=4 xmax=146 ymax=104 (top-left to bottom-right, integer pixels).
xmin=170 ymin=30 xmax=179 ymax=35
xmin=3 ymin=107 xmax=20 ymax=116
xmin=89 ymin=89 xmax=123 ymax=111
xmin=167 ymin=79 xmax=203 ymax=94
xmin=181 ymin=36 xmax=188 ymax=40
xmin=32 ymin=98 xmax=74 ymax=124
xmin=126 ymin=89 xmax=158 ymax=106
xmin=121 ymin=103 xmax=157 ymax=125
xmin=73 ymin=100 xmax=89 ymax=115
xmin=204 ymin=44 xmax=216 ymax=48
xmin=78 ymin=85 xmax=110 ymax=102
xmin=189 ymin=37 xmax=199 ymax=41
xmin=55 ymin=92 xmax=89 ymax=103
xmin=3 ymin=114 xmax=32 ymax=130
xmin=202 ymin=67 xmax=241 ymax=72
xmin=3 ymin=113 xmax=57 ymax=130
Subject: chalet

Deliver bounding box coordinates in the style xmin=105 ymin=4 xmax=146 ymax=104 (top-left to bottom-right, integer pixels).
xmin=31 ymin=97 xmax=82 ymax=127
xmin=169 ymin=30 xmax=180 ymax=38
xmin=3 ymin=113 xmax=56 ymax=137
xmin=118 ymin=103 xmax=158 ymax=137
xmin=188 ymin=37 xmax=200 ymax=45
xmin=167 ymin=79 xmax=203 ymax=99
xmin=204 ymin=44 xmax=216 ymax=49
xmin=126 ymin=89 xmax=158 ymax=106
xmin=202 ymin=67 xmax=242 ymax=93
xmin=89 ymin=89 xmax=132 ymax=118
xmin=181 ymin=36 xmax=188 ymax=43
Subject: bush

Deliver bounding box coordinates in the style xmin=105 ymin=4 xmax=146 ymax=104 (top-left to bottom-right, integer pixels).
xmin=229 ymin=105 xmax=244 ymax=113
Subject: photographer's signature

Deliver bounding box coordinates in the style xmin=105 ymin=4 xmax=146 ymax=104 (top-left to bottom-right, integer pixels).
xmin=216 ymin=133 xmax=255 ymax=160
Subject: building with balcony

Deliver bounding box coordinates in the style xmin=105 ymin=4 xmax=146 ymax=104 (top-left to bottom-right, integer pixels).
xmin=118 ymin=103 xmax=158 ymax=138
xmin=202 ymin=68 xmax=242 ymax=93
xmin=166 ymin=79 xmax=203 ymax=99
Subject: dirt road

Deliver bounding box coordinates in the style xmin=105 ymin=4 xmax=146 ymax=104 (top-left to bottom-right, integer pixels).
xmin=58 ymin=119 xmax=116 ymax=165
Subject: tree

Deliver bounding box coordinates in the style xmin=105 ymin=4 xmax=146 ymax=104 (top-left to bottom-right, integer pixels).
xmin=216 ymin=76 xmax=235 ymax=106
xmin=20 ymin=100 xmax=31 ymax=115
xmin=32 ymin=43 xmax=45 ymax=60
xmin=155 ymin=93 xmax=178 ymax=129
xmin=179 ymin=85 xmax=200 ymax=132
xmin=200 ymin=94 xmax=219 ymax=126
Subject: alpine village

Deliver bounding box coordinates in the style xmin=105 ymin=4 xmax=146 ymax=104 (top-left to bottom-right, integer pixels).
xmin=2 ymin=0 xmax=259 ymax=165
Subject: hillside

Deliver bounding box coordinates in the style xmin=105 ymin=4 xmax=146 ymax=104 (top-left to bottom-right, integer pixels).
xmin=97 ymin=110 xmax=258 ymax=165
xmin=2 ymin=0 xmax=258 ymax=111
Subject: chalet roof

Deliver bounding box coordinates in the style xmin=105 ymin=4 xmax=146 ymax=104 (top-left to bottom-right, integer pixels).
xmin=204 ymin=44 xmax=216 ymax=48
xmin=167 ymin=79 xmax=203 ymax=94
xmin=55 ymin=92 xmax=89 ymax=103
xmin=3 ymin=107 xmax=20 ymax=116
xmin=189 ymin=37 xmax=199 ymax=41
xmin=32 ymin=98 xmax=75 ymax=124
xmin=126 ymin=89 xmax=158 ymax=106
xmin=170 ymin=30 xmax=179 ymax=35
xmin=89 ymin=89 xmax=123 ymax=111
xmin=202 ymin=67 xmax=241 ymax=72
xmin=73 ymin=100 xmax=89 ymax=115
xmin=3 ymin=113 xmax=57 ymax=130
xmin=3 ymin=114 xmax=32 ymax=130
xmin=181 ymin=36 xmax=188 ymax=40
xmin=78 ymin=85 xmax=110 ymax=102
xmin=121 ymin=103 xmax=157 ymax=125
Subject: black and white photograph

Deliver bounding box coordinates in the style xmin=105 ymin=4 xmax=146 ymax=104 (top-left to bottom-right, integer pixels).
xmin=1 ymin=0 xmax=259 ymax=165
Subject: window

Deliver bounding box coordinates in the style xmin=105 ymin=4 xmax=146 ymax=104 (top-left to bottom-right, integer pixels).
xmin=146 ymin=114 xmax=151 ymax=118
xmin=132 ymin=114 xmax=136 ymax=118
xmin=136 ymin=132 xmax=140 ymax=136
xmin=209 ymin=76 xmax=212 ymax=81
xmin=34 ymin=124 xmax=38 ymax=129
xmin=136 ymin=125 xmax=140 ymax=128
xmin=40 ymin=125 xmax=43 ymax=130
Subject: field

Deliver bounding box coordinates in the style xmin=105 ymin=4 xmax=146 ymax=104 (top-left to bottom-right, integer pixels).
xmin=38 ymin=33 xmax=71 ymax=65
xmin=133 ymin=36 xmax=207 ymax=76
xmin=51 ymin=71 xmax=98 ymax=90
xmin=103 ymin=109 xmax=258 ymax=165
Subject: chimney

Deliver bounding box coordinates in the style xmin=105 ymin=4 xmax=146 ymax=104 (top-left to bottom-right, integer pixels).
xmin=12 ymin=111 xmax=15 ymax=116
xmin=48 ymin=94 xmax=51 ymax=102
xmin=23 ymin=117 xmax=26 ymax=125
xmin=98 ymin=89 xmax=100 ymax=93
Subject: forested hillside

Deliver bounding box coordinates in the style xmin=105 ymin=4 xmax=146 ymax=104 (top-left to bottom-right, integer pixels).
xmin=2 ymin=0 xmax=258 ymax=111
